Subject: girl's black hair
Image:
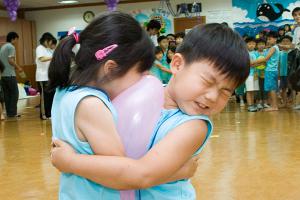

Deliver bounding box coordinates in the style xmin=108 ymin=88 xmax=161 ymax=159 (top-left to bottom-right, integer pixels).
xmin=176 ymin=23 xmax=250 ymax=87
xmin=48 ymin=12 xmax=155 ymax=91
xmin=154 ymin=46 xmax=163 ymax=55
xmin=284 ymin=24 xmax=292 ymax=32
xmin=39 ymin=32 xmax=55 ymax=45
xmin=166 ymin=46 xmax=176 ymax=64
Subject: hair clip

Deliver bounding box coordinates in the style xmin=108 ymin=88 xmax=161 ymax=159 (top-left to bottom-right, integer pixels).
xmin=95 ymin=44 xmax=118 ymax=61
xmin=67 ymin=27 xmax=79 ymax=43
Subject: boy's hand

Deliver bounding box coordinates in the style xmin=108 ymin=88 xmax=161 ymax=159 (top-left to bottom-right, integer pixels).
xmin=51 ymin=139 xmax=76 ymax=173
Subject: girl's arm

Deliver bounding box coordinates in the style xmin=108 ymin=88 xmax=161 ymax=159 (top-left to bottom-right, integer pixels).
xmin=52 ymin=119 xmax=208 ymax=189
xmin=75 ymin=96 xmax=125 ymax=156
xmin=154 ymin=62 xmax=172 ymax=74
xmin=38 ymin=56 xmax=52 ymax=62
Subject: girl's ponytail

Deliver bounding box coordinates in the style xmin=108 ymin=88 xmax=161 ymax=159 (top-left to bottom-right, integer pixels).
xmin=48 ymin=36 xmax=76 ymax=91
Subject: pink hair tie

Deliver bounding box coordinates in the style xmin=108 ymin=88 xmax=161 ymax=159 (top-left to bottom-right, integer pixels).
xmin=95 ymin=44 xmax=118 ymax=61
xmin=67 ymin=27 xmax=79 ymax=43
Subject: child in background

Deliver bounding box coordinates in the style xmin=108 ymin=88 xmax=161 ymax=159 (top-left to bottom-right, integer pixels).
xmin=255 ymin=38 xmax=269 ymax=109
xmin=253 ymin=31 xmax=280 ymax=111
xmin=245 ymin=37 xmax=260 ymax=112
xmin=51 ymin=23 xmax=250 ymax=200
xmin=175 ymin=32 xmax=185 ymax=46
xmin=150 ymin=46 xmax=172 ymax=83
xmin=158 ymin=36 xmax=172 ymax=84
xmin=279 ymin=35 xmax=293 ymax=107
xmin=0 ymin=60 xmax=5 ymax=120
xmin=166 ymin=46 xmax=176 ymax=64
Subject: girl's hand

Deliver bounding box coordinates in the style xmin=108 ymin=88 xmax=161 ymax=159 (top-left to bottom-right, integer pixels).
xmin=182 ymin=157 xmax=199 ymax=179
xmin=51 ymin=139 xmax=76 ymax=173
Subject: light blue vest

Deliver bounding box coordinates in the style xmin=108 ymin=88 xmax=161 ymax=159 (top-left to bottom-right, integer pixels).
xmin=51 ymin=86 xmax=120 ymax=200
xmin=138 ymin=109 xmax=213 ymax=200
xmin=265 ymin=45 xmax=280 ymax=72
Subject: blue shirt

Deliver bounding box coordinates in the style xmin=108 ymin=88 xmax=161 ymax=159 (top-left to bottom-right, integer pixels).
xmin=265 ymin=45 xmax=280 ymax=72
xmin=51 ymin=86 xmax=120 ymax=200
xmin=279 ymin=51 xmax=288 ymax=76
xmin=249 ymin=51 xmax=257 ymax=76
xmin=138 ymin=109 xmax=213 ymax=200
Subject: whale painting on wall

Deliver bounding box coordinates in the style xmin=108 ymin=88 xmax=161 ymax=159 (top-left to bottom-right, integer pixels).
xmin=232 ymin=0 xmax=299 ymax=37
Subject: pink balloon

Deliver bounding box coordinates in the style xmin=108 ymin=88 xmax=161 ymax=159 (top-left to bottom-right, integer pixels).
xmin=112 ymin=75 xmax=164 ymax=200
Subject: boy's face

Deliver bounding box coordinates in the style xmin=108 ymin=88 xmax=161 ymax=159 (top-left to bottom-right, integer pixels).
xmin=155 ymin=52 xmax=163 ymax=61
xmin=169 ymin=55 xmax=235 ymax=116
xmin=293 ymin=11 xmax=300 ymax=24
xmin=247 ymin=41 xmax=256 ymax=51
xmin=176 ymin=37 xmax=183 ymax=45
xmin=167 ymin=35 xmax=175 ymax=42
xmin=159 ymin=39 xmax=169 ymax=50
xmin=267 ymin=36 xmax=277 ymax=46
xmin=257 ymin=42 xmax=265 ymax=51
xmin=149 ymin=28 xmax=159 ymax=36
xmin=281 ymin=38 xmax=292 ymax=46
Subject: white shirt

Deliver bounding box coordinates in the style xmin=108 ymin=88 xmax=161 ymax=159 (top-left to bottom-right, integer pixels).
xmin=35 ymin=45 xmax=52 ymax=81
xmin=292 ymin=26 xmax=300 ymax=47
xmin=150 ymin=35 xmax=158 ymax=46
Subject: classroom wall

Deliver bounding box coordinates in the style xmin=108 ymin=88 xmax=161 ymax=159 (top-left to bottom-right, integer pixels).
xmin=25 ymin=0 xmax=233 ymax=41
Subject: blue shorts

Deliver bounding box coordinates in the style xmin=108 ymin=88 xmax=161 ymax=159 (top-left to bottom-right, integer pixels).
xmin=264 ymin=71 xmax=278 ymax=92
xmin=280 ymin=76 xmax=288 ymax=89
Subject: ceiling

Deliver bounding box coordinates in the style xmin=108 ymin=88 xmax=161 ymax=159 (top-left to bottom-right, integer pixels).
xmin=15 ymin=0 xmax=155 ymax=9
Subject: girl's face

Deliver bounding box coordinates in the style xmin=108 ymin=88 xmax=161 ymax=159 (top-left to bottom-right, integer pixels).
xmin=267 ymin=37 xmax=277 ymax=46
xmin=257 ymin=42 xmax=265 ymax=51
xmin=45 ymin=40 xmax=53 ymax=48
xmin=168 ymin=55 xmax=235 ymax=116
xmin=167 ymin=50 xmax=175 ymax=60
xmin=247 ymin=41 xmax=256 ymax=51
xmin=279 ymin=30 xmax=285 ymax=36
xmin=155 ymin=52 xmax=163 ymax=61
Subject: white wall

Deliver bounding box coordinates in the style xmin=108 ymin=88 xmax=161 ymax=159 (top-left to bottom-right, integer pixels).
xmin=0 ymin=10 xmax=8 ymax=17
xmin=25 ymin=0 xmax=233 ymax=41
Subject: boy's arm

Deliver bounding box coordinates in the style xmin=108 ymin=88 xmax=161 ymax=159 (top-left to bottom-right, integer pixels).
xmin=252 ymin=47 xmax=276 ymax=66
xmin=52 ymin=120 xmax=208 ymax=190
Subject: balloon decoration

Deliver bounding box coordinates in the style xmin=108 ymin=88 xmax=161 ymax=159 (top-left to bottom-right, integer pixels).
xmin=3 ymin=0 xmax=20 ymax=21
xmin=112 ymin=75 xmax=164 ymax=200
xmin=104 ymin=0 xmax=120 ymax=12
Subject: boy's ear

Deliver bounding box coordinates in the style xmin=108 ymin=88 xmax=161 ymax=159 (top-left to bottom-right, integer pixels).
xmin=170 ymin=53 xmax=185 ymax=75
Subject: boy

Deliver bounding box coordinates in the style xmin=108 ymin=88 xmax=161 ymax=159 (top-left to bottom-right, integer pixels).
xmin=279 ymin=36 xmax=293 ymax=107
xmin=245 ymin=37 xmax=260 ymax=112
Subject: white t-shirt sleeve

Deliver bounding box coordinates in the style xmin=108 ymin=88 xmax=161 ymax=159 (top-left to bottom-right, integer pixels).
xmin=36 ymin=45 xmax=48 ymax=59
xmin=292 ymin=27 xmax=300 ymax=45
xmin=7 ymin=44 xmax=16 ymax=58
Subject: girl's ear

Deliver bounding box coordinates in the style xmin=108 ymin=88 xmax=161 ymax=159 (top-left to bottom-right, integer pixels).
xmin=103 ymin=60 xmax=118 ymax=76
xmin=170 ymin=53 xmax=185 ymax=75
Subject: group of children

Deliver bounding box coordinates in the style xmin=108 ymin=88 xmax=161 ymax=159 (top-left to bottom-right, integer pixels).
xmin=49 ymin=11 xmax=250 ymax=200
xmin=236 ymin=7 xmax=300 ymax=112
xmin=150 ymin=32 xmax=185 ymax=84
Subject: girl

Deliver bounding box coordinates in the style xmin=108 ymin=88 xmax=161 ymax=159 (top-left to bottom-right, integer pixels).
xmin=150 ymin=46 xmax=172 ymax=83
xmin=51 ymin=23 xmax=250 ymax=199
xmin=35 ymin=32 xmax=55 ymax=120
xmin=48 ymin=12 xmax=194 ymax=200
xmin=166 ymin=46 xmax=176 ymax=64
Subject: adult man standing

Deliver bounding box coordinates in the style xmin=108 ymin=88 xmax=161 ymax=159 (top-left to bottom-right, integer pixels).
xmin=0 ymin=32 xmax=23 ymax=118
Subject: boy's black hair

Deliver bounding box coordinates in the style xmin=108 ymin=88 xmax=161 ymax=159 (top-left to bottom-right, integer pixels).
xmin=256 ymin=38 xmax=266 ymax=44
xmin=267 ymin=31 xmax=278 ymax=39
xmin=175 ymin=32 xmax=185 ymax=39
xmin=176 ymin=23 xmax=250 ymax=87
xmin=154 ymin=46 xmax=163 ymax=55
xmin=48 ymin=12 xmax=155 ymax=91
xmin=292 ymin=7 xmax=300 ymax=16
xmin=147 ymin=20 xmax=161 ymax=31
xmin=6 ymin=32 xmax=19 ymax=42
xmin=166 ymin=46 xmax=176 ymax=64
xmin=245 ymin=37 xmax=256 ymax=44
xmin=157 ymin=35 xmax=168 ymax=43
xmin=39 ymin=32 xmax=55 ymax=45
xmin=280 ymin=35 xmax=293 ymax=43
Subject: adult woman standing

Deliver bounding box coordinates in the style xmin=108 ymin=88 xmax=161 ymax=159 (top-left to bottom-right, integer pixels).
xmin=35 ymin=32 xmax=55 ymax=120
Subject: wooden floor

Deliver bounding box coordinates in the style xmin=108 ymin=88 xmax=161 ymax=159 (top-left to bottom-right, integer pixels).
xmin=1 ymin=96 xmax=300 ymax=200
